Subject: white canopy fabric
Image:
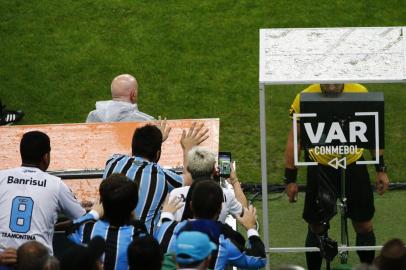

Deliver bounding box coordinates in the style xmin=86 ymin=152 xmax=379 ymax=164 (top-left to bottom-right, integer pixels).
xmin=260 ymin=27 xmax=406 ymax=84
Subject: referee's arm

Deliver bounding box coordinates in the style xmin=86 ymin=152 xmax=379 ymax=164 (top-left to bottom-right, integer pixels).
xmin=285 ymin=125 xmax=300 ymax=169
xmin=370 ymin=149 xmax=389 ymax=195
xmin=284 ymin=125 xmax=301 ymax=203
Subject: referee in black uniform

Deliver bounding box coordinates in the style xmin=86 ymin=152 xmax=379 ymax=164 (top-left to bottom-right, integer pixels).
xmin=284 ymin=84 xmax=390 ymax=270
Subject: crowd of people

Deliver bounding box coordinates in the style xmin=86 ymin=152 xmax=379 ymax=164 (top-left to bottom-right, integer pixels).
xmin=0 ymin=82 xmax=267 ymax=270
xmin=0 ymin=78 xmax=405 ymax=270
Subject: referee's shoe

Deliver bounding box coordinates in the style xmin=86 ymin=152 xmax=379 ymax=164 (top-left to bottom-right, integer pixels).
xmin=0 ymin=100 xmax=24 ymax=126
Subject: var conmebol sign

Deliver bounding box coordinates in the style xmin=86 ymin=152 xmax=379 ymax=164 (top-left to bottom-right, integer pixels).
xmin=294 ymin=93 xmax=384 ymax=169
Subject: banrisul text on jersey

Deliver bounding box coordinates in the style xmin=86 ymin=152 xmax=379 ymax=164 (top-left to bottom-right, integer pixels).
xmin=7 ymin=176 xmax=47 ymax=187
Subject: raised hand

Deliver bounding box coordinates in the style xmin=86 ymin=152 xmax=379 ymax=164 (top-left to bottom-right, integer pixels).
xmin=162 ymin=195 xmax=184 ymax=214
xmin=236 ymin=205 xmax=257 ymax=230
xmin=180 ymin=122 xmax=209 ymax=151
xmin=157 ymin=116 xmax=172 ymax=142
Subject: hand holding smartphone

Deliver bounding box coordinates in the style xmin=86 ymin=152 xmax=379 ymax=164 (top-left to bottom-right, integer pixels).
xmin=218 ymin=152 xmax=232 ymax=178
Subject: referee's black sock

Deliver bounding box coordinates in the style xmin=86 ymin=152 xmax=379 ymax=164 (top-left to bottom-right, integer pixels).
xmin=356 ymin=230 xmax=376 ymax=264
xmin=305 ymin=228 xmax=323 ymax=270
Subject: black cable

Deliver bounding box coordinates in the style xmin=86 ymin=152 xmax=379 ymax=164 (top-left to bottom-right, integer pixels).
xmin=241 ymin=182 xmax=406 ymax=194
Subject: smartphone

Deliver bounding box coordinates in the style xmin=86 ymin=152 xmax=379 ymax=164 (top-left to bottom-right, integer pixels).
xmin=218 ymin=152 xmax=232 ymax=178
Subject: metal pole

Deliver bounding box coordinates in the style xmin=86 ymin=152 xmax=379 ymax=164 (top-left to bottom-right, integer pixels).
xmin=339 ymin=119 xmax=349 ymax=264
xmin=259 ymin=82 xmax=270 ymax=270
xmin=47 ymin=167 xmax=183 ymax=179
xmin=340 ymin=166 xmax=349 ymax=264
xmin=269 ymin=245 xmax=384 ymax=253
xmin=48 ymin=169 xmax=104 ymax=179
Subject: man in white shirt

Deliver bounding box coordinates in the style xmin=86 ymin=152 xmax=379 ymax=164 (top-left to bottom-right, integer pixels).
xmin=169 ymin=146 xmax=248 ymax=223
xmin=0 ymin=131 xmax=85 ymax=254
xmin=86 ymin=74 xmax=154 ymax=123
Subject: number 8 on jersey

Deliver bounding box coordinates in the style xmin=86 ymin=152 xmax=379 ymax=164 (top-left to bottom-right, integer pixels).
xmin=9 ymin=196 xmax=34 ymax=233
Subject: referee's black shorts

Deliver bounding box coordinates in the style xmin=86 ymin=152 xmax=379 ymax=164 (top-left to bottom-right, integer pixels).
xmin=303 ymin=158 xmax=375 ymax=224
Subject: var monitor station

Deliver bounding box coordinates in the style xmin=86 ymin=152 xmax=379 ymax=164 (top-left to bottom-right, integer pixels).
xmin=296 ymin=92 xmax=384 ymax=168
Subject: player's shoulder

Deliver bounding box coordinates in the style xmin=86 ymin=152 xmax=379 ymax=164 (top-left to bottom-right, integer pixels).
xmin=0 ymin=167 xmax=18 ymax=176
xmin=1 ymin=166 xmax=61 ymax=181
xmin=37 ymin=169 xmax=63 ymax=183
xmin=1 ymin=166 xmax=35 ymax=174
xmin=161 ymin=167 xmax=183 ymax=181
xmin=290 ymin=84 xmax=320 ymax=110
xmin=108 ymin=153 xmax=131 ymax=161
xmin=344 ymin=84 xmax=368 ymax=92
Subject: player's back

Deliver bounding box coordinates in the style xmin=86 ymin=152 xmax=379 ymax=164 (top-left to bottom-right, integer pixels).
xmin=104 ymin=155 xmax=183 ymax=234
xmin=0 ymin=166 xmax=84 ymax=253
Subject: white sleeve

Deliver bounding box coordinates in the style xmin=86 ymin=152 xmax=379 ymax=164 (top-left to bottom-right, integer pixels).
xmin=58 ymin=182 xmax=86 ymax=219
xmin=226 ymin=190 xmax=243 ymax=217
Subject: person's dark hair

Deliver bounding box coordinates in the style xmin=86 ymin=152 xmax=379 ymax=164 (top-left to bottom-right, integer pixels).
xmin=181 ymin=178 xmax=211 ymax=221
xmin=44 ymin=256 xmax=60 ymax=270
xmin=374 ymin=238 xmax=406 ymax=270
xmin=127 ymin=236 xmax=163 ymax=270
xmin=60 ymin=236 xmax=105 ymax=270
xmin=99 ymin=174 xmax=138 ymax=225
xmin=20 ymin=131 xmax=51 ymax=164
xmin=17 ymin=241 xmax=50 ymax=270
xmin=191 ymin=180 xmax=223 ymax=219
xmin=131 ymin=125 xmax=162 ymax=161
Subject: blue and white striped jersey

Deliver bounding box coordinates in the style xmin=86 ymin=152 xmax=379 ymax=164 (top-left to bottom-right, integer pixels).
xmin=103 ymin=155 xmax=183 ymax=234
xmin=154 ymin=219 xmax=267 ymax=270
xmin=67 ymin=212 xmax=147 ymax=270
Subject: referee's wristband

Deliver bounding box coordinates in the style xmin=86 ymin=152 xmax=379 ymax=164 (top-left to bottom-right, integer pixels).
xmin=283 ymin=168 xmax=298 ymax=184
xmin=375 ymin=156 xmax=387 ymax=172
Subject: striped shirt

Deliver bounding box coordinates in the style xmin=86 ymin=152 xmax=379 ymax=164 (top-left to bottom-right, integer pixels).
xmin=67 ymin=212 xmax=147 ymax=270
xmin=154 ymin=219 xmax=267 ymax=270
xmin=103 ymin=155 xmax=183 ymax=233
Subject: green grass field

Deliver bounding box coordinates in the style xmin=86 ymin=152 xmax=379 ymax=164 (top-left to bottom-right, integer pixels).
xmin=259 ymin=190 xmax=406 ymax=268
xmin=1 ymin=0 xmax=406 ymax=268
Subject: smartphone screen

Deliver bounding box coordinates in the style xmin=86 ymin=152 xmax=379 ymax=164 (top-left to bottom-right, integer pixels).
xmin=218 ymin=152 xmax=232 ymax=178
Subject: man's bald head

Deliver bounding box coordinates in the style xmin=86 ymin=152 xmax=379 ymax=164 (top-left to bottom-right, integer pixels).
xmin=111 ymin=74 xmax=138 ymax=103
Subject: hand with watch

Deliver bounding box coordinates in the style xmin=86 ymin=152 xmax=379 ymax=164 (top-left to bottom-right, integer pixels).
xmin=375 ymin=156 xmax=389 ymax=195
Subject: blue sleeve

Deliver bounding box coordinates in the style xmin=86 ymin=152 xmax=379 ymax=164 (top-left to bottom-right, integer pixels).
xmin=153 ymin=220 xmax=172 ymax=243
xmin=73 ymin=212 xmax=97 ymax=225
xmin=66 ymin=212 xmax=97 ymax=245
xmin=102 ymin=154 xmax=123 ymax=180
xmin=66 ymin=223 xmax=84 ymax=245
xmin=225 ymin=237 xmax=267 ymax=269
xmin=163 ymin=169 xmax=183 ymax=191
xmin=154 ymin=220 xmax=179 ymax=253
